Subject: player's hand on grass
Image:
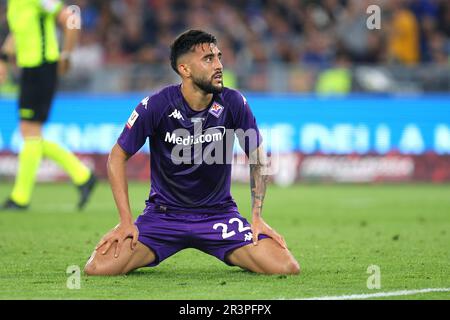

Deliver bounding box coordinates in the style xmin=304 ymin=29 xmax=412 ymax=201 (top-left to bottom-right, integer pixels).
xmin=95 ymin=222 xmax=139 ymax=258
xmin=251 ymin=216 xmax=287 ymax=249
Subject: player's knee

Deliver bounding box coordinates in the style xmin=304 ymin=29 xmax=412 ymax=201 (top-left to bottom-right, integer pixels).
xmin=272 ymin=258 xmax=300 ymax=275
xmin=256 ymin=258 xmax=300 ymax=275
xmin=20 ymin=121 xmax=42 ymax=137
xmin=284 ymin=260 xmax=301 ymax=275
xmin=84 ymin=262 xmax=125 ymax=276
xmin=83 ymin=260 xmax=97 ymax=276
xmin=84 ymin=257 xmax=125 ymax=276
xmin=83 ymin=258 xmax=107 ymax=276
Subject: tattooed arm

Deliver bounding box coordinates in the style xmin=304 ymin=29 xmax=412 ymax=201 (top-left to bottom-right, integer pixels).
xmin=249 ymin=145 xmax=269 ymax=218
xmin=249 ymin=145 xmax=287 ymax=249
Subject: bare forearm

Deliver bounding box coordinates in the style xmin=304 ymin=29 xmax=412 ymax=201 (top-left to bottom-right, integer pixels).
xmin=58 ymin=6 xmax=80 ymax=54
xmin=249 ymin=146 xmax=269 ymax=218
xmin=1 ymin=34 xmax=15 ymax=57
xmin=107 ymin=144 xmax=133 ymax=225
xmin=62 ymin=26 xmax=78 ymax=54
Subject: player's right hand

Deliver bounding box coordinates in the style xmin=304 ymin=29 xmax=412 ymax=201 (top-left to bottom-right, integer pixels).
xmin=95 ymin=222 xmax=139 ymax=258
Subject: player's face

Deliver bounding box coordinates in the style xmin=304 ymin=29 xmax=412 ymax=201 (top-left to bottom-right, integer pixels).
xmin=189 ymin=43 xmax=223 ymax=94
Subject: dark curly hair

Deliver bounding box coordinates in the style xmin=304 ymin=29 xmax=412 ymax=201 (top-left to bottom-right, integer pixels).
xmin=170 ymin=30 xmax=217 ymax=74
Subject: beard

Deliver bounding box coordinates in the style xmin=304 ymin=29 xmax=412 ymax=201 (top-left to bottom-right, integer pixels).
xmin=192 ymin=74 xmax=223 ymax=94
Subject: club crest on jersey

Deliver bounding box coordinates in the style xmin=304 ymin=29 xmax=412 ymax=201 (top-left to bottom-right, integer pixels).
xmin=126 ymin=110 xmax=139 ymax=129
xmin=209 ymin=102 xmax=224 ymax=118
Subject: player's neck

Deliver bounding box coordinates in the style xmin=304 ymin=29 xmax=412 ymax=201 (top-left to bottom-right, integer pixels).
xmin=181 ymin=83 xmax=213 ymax=112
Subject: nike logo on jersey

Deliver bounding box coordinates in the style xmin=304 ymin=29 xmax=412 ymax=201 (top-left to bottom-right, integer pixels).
xmin=169 ymin=109 xmax=184 ymax=120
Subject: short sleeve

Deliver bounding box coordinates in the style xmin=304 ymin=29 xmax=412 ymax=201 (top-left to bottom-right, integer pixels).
xmin=117 ymin=96 xmax=155 ymax=156
xmin=233 ymin=92 xmax=263 ymax=156
xmin=40 ymin=0 xmax=63 ymax=15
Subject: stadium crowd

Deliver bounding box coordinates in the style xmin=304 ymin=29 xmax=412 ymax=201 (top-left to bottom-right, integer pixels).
xmin=1 ymin=0 xmax=449 ymax=92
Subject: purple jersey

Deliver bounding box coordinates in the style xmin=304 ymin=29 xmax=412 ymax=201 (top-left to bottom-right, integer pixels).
xmin=117 ymin=84 xmax=262 ymax=214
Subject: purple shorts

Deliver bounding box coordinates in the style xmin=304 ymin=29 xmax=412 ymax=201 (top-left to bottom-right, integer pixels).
xmin=134 ymin=210 xmax=269 ymax=267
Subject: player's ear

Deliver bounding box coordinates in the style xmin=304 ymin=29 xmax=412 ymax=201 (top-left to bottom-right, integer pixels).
xmin=178 ymin=63 xmax=191 ymax=78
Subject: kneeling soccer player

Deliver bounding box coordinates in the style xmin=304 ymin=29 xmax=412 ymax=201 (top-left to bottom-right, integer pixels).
xmin=84 ymin=30 xmax=300 ymax=276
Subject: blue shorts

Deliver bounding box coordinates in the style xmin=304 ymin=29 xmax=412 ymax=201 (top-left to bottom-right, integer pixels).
xmin=135 ymin=210 xmax=269 ymax=267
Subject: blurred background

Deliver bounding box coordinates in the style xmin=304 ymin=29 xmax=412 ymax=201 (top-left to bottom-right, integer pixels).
xmin=2 ymin=0 xmax=450 ymax=93
xmin=0 ymin=0 xmax=449 ymax=185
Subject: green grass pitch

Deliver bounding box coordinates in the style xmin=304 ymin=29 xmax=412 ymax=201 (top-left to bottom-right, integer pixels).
xmin=0 ymin=182 xmax=449 ymax=300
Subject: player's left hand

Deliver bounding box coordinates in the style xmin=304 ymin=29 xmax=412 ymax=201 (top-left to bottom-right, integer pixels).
xmin=251 ymin=216 xmax=287 ymax=249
